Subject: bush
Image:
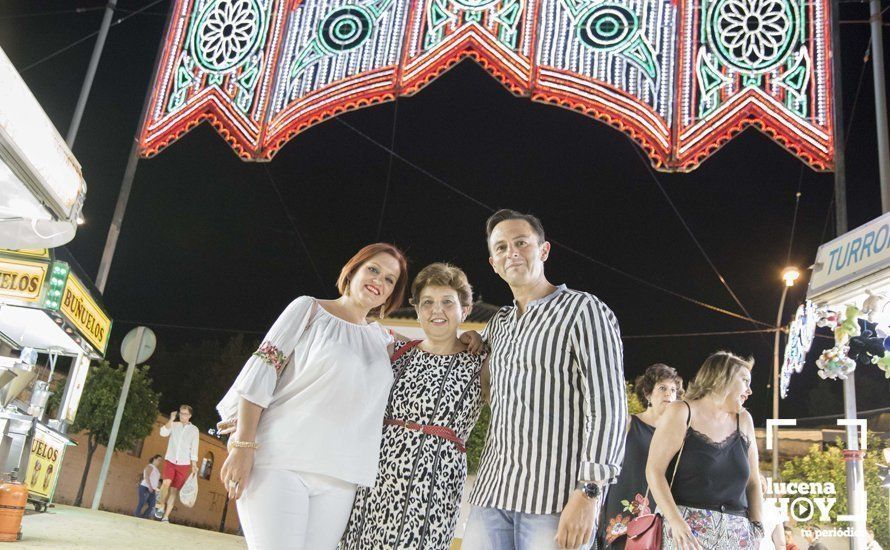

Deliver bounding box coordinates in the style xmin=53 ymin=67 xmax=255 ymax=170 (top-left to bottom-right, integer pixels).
xmin=467 ymin=405 xmax=490 ymax=475
xmin=780 ymin=432 xmax=888 ymax=548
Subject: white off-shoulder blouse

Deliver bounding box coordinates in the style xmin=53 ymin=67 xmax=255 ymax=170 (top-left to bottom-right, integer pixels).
xmin=217 ymin=296 xmax=394 ymax=486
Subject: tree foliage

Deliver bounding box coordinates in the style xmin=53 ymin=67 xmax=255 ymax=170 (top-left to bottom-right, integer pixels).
xmin=780 ymin=432 xmax=888 ymax=548
xmin=71 ymin=361 xmax=159 ymax=506
xmin=467 ymin=404 xmax=490 ymax=475
xmin=627 ymin=382 xmax=645 ymax=415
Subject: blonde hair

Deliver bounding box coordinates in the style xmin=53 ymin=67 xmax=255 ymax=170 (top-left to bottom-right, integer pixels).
xmin=685 ymin=351 xmax=753 ymax=401
xmin=410 ymin=263 xmax=473 ymax=309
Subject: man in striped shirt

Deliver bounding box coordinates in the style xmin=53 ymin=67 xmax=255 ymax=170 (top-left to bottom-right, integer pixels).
xmin=463 ymin=209 xmax=627 ymax=550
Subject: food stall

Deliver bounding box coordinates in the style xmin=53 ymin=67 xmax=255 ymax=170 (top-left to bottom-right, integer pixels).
xmin=0 ymin=44 xmax=86 ymax=249
xmin=0 ymin=34 xmax=97 ymax=511
xmin=0 ymin=248 xmax=111 ymax=510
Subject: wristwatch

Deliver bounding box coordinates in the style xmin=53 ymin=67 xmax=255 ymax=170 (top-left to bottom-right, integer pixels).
xmin=575 ymin=481 xmax=601 ymax=500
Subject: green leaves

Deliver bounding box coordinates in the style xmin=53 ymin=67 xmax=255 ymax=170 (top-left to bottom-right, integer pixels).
xmin=70 ymin=361 xmax=160 ymax=453
xmin=781 ymin=432 xmax=888 ymax=548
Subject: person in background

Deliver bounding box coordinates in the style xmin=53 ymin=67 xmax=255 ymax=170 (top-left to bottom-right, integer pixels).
xmin=866 ymin=527 xmax=884 ymax=550
xmin=784 ymin=524 xmax=799 ymax=550
xmin=803 ymin=525 xmax=828 ymax=550
xmin=155 ymin=404 xmax=200 ymax=522
xmin=597 ymin=363 xmax=683 ymax=548
xmin=646 ymin=351 xmax=764 ymax=549
xmin=135 ymin=454 xmax=162 ymax=519
xmin=759 ymin=474 xmax=786 ymax=549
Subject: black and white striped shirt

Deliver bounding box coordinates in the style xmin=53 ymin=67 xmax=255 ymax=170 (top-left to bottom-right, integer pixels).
xmin=469 ymin=285 xmax=627 ymax=514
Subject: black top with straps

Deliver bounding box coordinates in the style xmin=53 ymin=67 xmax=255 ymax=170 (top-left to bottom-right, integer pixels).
xmin=668 ymin=401 xmax=751 ymax=517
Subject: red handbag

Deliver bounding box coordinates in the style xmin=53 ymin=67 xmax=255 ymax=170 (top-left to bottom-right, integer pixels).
xmin=625 ymin=407 xmax=691 ymax=550
xmin=625 ymin=512 xmax=663 ymax=550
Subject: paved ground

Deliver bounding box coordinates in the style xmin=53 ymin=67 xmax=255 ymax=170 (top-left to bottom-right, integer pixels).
xmin=19 ymin=505 xmax=246 ymax=549
xmin=15 ymin=502 xmax=856 ymax=549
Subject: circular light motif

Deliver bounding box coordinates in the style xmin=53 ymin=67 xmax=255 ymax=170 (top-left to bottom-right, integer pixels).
xmin=317 ymin=6 xmax=374 ymax=54
xmin=576 ymin=4 xmax=639 ymax=51
xmin=193 ymin=0 xmax=264 ymax=73
xmin=708 ymin=0 xmax=796 ymax=73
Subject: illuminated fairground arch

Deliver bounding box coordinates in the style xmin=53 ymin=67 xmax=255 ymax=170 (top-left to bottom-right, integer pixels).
xmin=138 ymin=0 xmax=835 ymax=172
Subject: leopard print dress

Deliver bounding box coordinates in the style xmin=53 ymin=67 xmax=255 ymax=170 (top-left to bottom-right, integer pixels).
xmin=339 ymin=340 xmax=484 ymax=550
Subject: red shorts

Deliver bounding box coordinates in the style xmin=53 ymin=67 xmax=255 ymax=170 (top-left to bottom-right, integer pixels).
xmin=162 ymin=460 xmax=191 ymax=490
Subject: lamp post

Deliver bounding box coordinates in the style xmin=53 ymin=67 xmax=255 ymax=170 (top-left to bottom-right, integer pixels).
xmin=772 ymin=266 xmax=800 ymax=481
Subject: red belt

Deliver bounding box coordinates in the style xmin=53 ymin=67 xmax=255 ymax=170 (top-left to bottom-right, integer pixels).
xmin=384 ymin=418 xmax=466 ymax=453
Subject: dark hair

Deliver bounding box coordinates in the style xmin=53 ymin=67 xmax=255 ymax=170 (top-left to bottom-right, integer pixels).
xmin=634 ymin=363 xmax=684 ymax=404
xmin=179 ymin=404 xmax=193 ymax=414
xmin=485 ymin=209 xmax=546 ymax=245
xmin=336 ymin=243 xmax=409 ymax=317
xmin=149 ymin=454 xmax=162 ymax=463
xmin=410 ymin=263 xmax=473 ymax=308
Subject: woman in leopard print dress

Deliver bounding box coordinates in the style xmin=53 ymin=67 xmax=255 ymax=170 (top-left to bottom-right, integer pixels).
xmin=340 ymin=263 xmax=487 ymax=550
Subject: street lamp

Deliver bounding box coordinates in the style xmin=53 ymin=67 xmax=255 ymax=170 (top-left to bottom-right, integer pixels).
xmin=773 ymin=266 xmax=801 ymax=481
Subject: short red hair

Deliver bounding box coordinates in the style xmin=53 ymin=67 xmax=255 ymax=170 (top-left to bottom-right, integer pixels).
xmin=337 ymin=243 xmax=408 ymax=317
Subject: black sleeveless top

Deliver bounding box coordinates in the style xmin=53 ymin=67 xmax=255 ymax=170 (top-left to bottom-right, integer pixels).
xmin=596 ymin=415 xmax=656 ymax=549
xmin=668 ymin=401 xmax=750 ymax=516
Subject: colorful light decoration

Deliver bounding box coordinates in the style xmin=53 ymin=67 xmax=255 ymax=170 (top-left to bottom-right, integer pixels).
xmin=138 ymin=0 xmax=835 ymax=171
xmin=780 ymin=300 xmax=816 ymax=397
xmin=784 ymin=301 xmax=890 ymax=390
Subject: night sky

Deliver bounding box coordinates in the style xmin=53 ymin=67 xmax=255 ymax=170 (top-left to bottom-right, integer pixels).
xmin=2 ymin=0 xmax=889 ymax=425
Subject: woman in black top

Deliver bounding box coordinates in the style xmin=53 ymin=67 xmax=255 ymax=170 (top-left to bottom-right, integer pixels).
xmin=597 ymin=364 xmax=683 ymax=548
xmin=646 ymin=351 xmax=765 ymax=550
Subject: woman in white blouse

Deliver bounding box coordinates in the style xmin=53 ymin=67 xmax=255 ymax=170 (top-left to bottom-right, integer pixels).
xmin=217 ymin=243 xmax=408 ymax=550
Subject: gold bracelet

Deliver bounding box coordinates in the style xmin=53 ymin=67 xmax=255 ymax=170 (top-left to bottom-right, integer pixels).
xmin=228 ymin=440 xmax=259 ymax=450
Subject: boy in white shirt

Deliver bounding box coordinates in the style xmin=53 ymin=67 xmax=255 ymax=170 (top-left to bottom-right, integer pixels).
xmin=154 ymin=404 xmax=199 ymax=522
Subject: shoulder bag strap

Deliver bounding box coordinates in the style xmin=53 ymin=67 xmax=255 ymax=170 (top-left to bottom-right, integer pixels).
xmin=390 ymin=339 xmax=422 ymax=362
xmin=668 ymin=401 xmax=692 ymax=489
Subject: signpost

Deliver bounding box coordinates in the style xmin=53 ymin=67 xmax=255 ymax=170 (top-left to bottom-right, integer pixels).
xmin=90 ymin=326 xmax=156 ymax=510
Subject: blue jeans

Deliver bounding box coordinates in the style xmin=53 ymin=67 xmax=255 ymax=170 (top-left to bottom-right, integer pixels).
xmin=461 ymin=506 xmax=595 ymax=550
xmin=134 ymin=485 xmax=157 ymax=518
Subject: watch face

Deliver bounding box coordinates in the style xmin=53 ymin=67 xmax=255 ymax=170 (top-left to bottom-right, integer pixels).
xmin=584 ymin=483 xmax=600 ymax=498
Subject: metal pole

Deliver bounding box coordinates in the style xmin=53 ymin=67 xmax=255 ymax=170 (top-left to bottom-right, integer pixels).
xmin=772 ymin=285 xmax=789 ymax=481
xmin=831 ymin=0 xmax=847 ymax=236
xmin=93 ymin=0 xmax=174 ymax=293
xmin=219 ymin=493 xmax=230 ymax=532
xmin=66 ymin=0 xmax=119 ymax=148
xmin=842 ymin=378 xmax=867 ymax=544
xmin=870 ymin=0 xmax=890 ymax=210
xmin=95 ymin=139 xmax=140 ymax=293
xmin=831 ymin=2 xmax=864 ymax=546
xmin=91 ymin=327 xmax=146 ymax=510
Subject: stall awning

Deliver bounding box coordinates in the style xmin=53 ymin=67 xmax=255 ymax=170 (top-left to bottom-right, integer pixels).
xmin=0 ymin=249 xmax=111 ymax=358
xmin=0 ymin=47 xmax=86 ymax=249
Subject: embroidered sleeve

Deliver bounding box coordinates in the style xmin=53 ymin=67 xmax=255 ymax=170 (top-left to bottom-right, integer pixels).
xmin=253 ymin=342 xmax=288 ymax=376
xmin=216 ymin=296 xmax=314 ymax=419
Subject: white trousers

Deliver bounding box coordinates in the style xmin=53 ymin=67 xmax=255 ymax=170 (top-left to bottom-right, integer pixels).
xmin=236 ymin=468 xmax=357 ymax=550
